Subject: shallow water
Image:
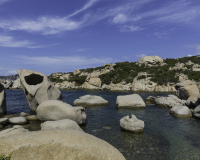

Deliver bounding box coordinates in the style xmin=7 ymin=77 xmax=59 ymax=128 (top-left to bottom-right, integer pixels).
xmin=4 ymin=89 xmax=200 ymax=160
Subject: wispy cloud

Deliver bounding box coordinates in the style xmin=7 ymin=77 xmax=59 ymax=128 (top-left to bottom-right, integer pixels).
xmin=188 ymin=54 xmax=193 ymax=57
xmin=14 ymin=55 xmax=116 ymax=67
xmin=70 ymin=48 xmax=90 ymax=52
xmin=0 ymin=67 xmax=18 ymax=76
xmin=135 ymin=54 xmax=147 ymax=57
xmin=0 ymin=0 xmax=10 ymax=5
xmin=112 ymin=14 xmax=128 ymax=24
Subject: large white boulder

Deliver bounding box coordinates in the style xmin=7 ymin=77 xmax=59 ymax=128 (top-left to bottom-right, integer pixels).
xmin=41 ymin=119 xmax=83 ymax=132
xmin=88 ymin=78 xmax=102 ymax=87
xmin=175 ymin=80 xmax=199 ymax=100
xmin=120 ymin=115 xmax=144 ymax=133
xmin=116 ymin=94 xmax=146 ymax=108
xmin=18 ymin=69 xmax=63 ymax=111
xmin=37 ymin=100 xmax=86 ymax=125
xmin=73 ymin=95 xmax=109 ymax=106
xmin=0 ymin=130 xmax=126 ymax=160
xmin=9 ymin=117 xmax=28 ymax=125
xmin=169 ymin=106 xmax=192 ymax=118
xmin=0 ymin=125 xmax=29 ymax=138
xmin=137 ymin=56 xmax=163 ymax=65
xmin=1 ymin=80 xmax=12 ymax=89
xmin=0 ymin=84 xmax=6 ymax=116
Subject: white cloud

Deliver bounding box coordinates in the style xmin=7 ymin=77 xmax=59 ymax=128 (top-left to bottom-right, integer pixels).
xmin=112 ymin=14 xmax=127 ymax=24
xmin=6 ymin=70 xmax=17 ymax=75
xmin=120 ymin=25 xmax=142 ymax=32
xmin=154 ymin=31 xmax=168 ymax=38
xmin=188 ymin=54 xmax=193 ymax=57
xmin=14 ymin=55 xmax=116 ymax=67
xmin=0 ymin=0 xmax=10 ymax=5
xmin=136 ymin=54 xmax=147 ymax=57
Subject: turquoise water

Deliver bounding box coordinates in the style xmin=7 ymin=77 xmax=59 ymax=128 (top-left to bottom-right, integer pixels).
xmin=5 ymin=89 xmax=200 ymax=160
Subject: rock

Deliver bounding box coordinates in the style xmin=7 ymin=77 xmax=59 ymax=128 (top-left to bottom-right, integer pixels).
xmin=0 ymin=118 xmax=8 ymax=125
xmin=9 ymin=117 xmax=28 ymax=125
xmin=73 ymin=69 xmax=81 ymax=75
xmin=185 ymin=95 xmax=200 ymax=108
xmin=73 ymin=95 xmax=109 ymax=106
xmin=59 ymin=81 xmax=77 ymax=89
xmin=0 ymin=130 xmax=126 ymax=160
xmin=116 ymin=94 xmax=146 ymax=108
xmin=0 ymin=84 xmax=6 ymax=116
xmin=0 ymin=79 xmax=4 ymax=83
xmin=37 ymin=100 xmax=86 ymax=125
xmin=88 ymin=78 xmax=101 ymax=87
xmin=18 ymin=69 xmax=63 ymax=111
xmin=3 ymin=114 xmax=17 ymax=119
xmin=155 ymin=95 xmax=186 ymax=108
xmin=1 ymin=80 xmax=12 ymax=89
xmin=169 ymin=106 xmax=192 ymax=118
xmin=12 ymin=78 xmax=22 ymax=89
xmin=137 ymin=56 xmax=164 ymax=66
xmin=0 ymin=124 xmax=3 ymax=129
xmin=194 ymin=105 xmax=200 ymax=119
xmin=0 ymin=125 xmax=29 ymax=138
xmin=82 ymin=82 xmax=100 ymax=90
xmin=101 ymin=84 xmax=111 ymax=90
xmin=41 ymin=119 xmax=83 ymax=132
xmin=169 ymin=62 xmax=187 ymax=70
xmin=26 ymin=115 xmax=39 ymax=121
xmin=175 ymin=80 xmax=199 ymax=100
xmin=19 ymin=112 xmax=30 ymax=117
xmin=120 ymin=115 xmax=144 ymax=133
xmin=109 ymin=82 xmax=132 ymax=91
xmin=145 ymin=96 xmax=156 ymax=105
xmin=192 ymin=64 xmax=200 ymax=71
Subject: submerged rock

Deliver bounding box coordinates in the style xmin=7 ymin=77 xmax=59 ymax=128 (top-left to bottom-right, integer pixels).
xmin=9 ymin=117 xmax=28 ymax=125
xmin=37 ymin=100 xmax=87 ymax=125
xmin=145 ymin=96 xmax=156 ymax=105
xmin=18 ymin=69 xmax=63 ymax=111
xmin=169 ymin=106 xmax=192 ymax=118
xmin=41 ymin=119 xmax=83 ymax=132
xmin=0 ymin=130 xmax=126 ymax=160
xmin=19 ymin=112 xmax=30 ymax=117
xmin=73 ymin=95 xmax=109 ymax=106
xmin=120 ymin=115 xmax=144 ymax=133
xmin=0 ymin=125 xmax=29 ymax=138
xmin=0 ymin=118 xmax=8 ymax=125
xmin=0 ymin=84 xmax=6 ymax=116
xmin=116 ymin=94 xmax=146 ymax=108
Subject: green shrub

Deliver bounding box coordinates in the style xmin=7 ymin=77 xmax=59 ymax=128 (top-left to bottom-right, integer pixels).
xmin=0 ymin=154 xmax=11 ymax=160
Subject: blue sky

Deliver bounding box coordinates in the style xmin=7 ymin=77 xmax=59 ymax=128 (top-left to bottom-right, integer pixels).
xmin=0 ymin=0 xmax=200 ymax=76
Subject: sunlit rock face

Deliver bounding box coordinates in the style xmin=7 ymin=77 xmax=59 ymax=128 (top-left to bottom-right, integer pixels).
xmin=18 ymin=69 xmax=62 ymax=111
xmin=137 ymin=56 xmax=164 ymax=66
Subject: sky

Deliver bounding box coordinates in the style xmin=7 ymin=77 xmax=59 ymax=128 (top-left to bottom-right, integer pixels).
xmin=0 ymin=0 xmax=200 ymax=76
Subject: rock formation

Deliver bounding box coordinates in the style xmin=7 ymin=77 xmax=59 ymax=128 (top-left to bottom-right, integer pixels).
xmin=169 ymin=106 xmax=192 ymax=118
xmin=11 ymin=78 xmax=21 ymax=89
xmin=137 ymin=56 xmax=164 ymax=66
xmin=37 ymin=100 xmax=86 ymax=125
xmin=0 ymin=84 xmax=6 ymax=116
xmin=18 ymin=69 xmax=62 ymax=111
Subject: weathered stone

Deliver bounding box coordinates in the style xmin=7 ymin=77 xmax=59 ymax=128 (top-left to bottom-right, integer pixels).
xmin=0 ymin=118 xmax=8 ymax=125
xmin=145 ymin=96 xmax=156 ymax=105
xmin=120 ymin=115 xmax=144 ymax=133
xmin=1 ymin=80 xmax=12 ymax=89
xmin=194 ymin=105 xmax=200 ymax=119
xmin=3 ymin=114 xmax=17 ymax=119
xmin=18 ymin=69 xmax=63 ymax=111
xmin=0 ymin=124 xmax=3 ymax=129
xmin=9 ymin=117 xmax=28 ymax=125
xmin=116 ymin=94 xmax=146 ymax=108
xmin=88 ymin=78 xmax=101 ymax=87
xmin=73 ymin=95 xmax=109 ymax=106
xmin=137 ymin=56 xmax=164 ymax=65
xmin=0 ymin=130 xmax=126 ymax=160
xmin=82 ymin=82 xmax=100 ymax=90
xmin=26 ymin=115 xmax=39 ymax=121
xmin=73 ymin=69 xmax=80 ymax=75
xmin=37 ymin=100 xmax=86 ymax=125
xmin=0 ymin=125 xmax=29 ymax=138
xmin=19 ymin=112 xmax=30 ymax=117
xmin=169 ymin=106 xmax=192 ymax=118
xmin=175 ymin=80 xmax=199 ymax=100
xmin=185 ymin=94 xmax=200 ymax=108
xmin=0 ymin=84 xmax=6 ymax=116
xmin=12 ymin=78 xmax=21 ymax=89
xmin=41 ymin=119 xmax=83 ymax=132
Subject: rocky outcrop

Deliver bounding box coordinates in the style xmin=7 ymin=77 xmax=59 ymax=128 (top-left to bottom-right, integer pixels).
xmin=73 ymin=95 xmax=109 ymax=106
xmin=57 ymin=81 xmax=80 ymax=90
xmin=194 ymin=105 xmax=200 ymax=119
xmin=137 ymin=56 xmax=164 ymax=66
xmin=0 ymin=118 xmax=8 ymax=125
xmin=0 ymin=130 xmax=126 ymax=160
xmin=110 ymin=82 xmax=132 ymax=91
xmin=0 ymin=125 xmax=29 ymax=138
xmin=11 ymin=78 xmax=21 ymax=89
xmin=192 ymin=64 xmax=200 ymax=71
xmin=185 ymin=95 xmax=200 ymax=108
xmin=169 ymin=62 xmax=187 ymax=70
xmin=41 ymin=119 xmax=83 ymax=132
xmin=1 ymin=80 xmax=12 ymax=89
xmin=120 ymin=115 xmax=144 ymax=133
xmin=73 ymin=69 xmax=80 ymax=75
xmin=186 ymin=60 xmax=194 ymax=65
xmin=145 ymin=96 xmax=156 ymax=105
xmin=175 ymin=80 xmax=199 ymax=100
xmin=18 ymin=69 xmax=62 ymax=111
xmin=169 ymin=106 xmax=192 ymax=118
xmin=37 ymin=100 xmax=86 ymax=125
xmin=9 ymin=117 xmax=28 ymax=125
xmin=154 ymin=95 xmax=186 ymax=108
xmin=0 ymin=84 xmax=6 ymax=116
xmin=82 ymin=82 xmax=100 ymax=90
xmin=116 ymin=94 xmax=146 ymax=108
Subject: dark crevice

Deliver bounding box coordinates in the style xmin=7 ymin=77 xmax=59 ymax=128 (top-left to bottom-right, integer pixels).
xmin=25 ymin=74 xmax=44 ymax=85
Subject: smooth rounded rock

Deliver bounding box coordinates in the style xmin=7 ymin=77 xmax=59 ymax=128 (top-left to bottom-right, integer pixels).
xmin=0 ymin=118 xmax=8 ymax=125
xmin=26 ymin=115 xmax=39 ymax=121
xmin=37 ymin=100 xmax=87 ymax=125
xmin=170 ymin=106 xmax=192 ymax=118
xmin=9 ymin=117 xmax=28 ymax=125
xmin=116 ymin=94 xmax=146 ymax=108
xmin=120 ymin=115 xmax=144 ymax=133
xmin=41 ymin=119 xmax=83 ymax=132
xmin=0 ymin=130 xmax=126 ymax=160
xmin=20 ymin=112 xmax=30 ymax=117
xmin=73 ymin=95 xmax=109 ymax=106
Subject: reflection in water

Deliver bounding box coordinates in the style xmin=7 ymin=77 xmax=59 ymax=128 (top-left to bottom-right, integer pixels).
xmin=4 ymin=89 xmax=200 ymax=160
